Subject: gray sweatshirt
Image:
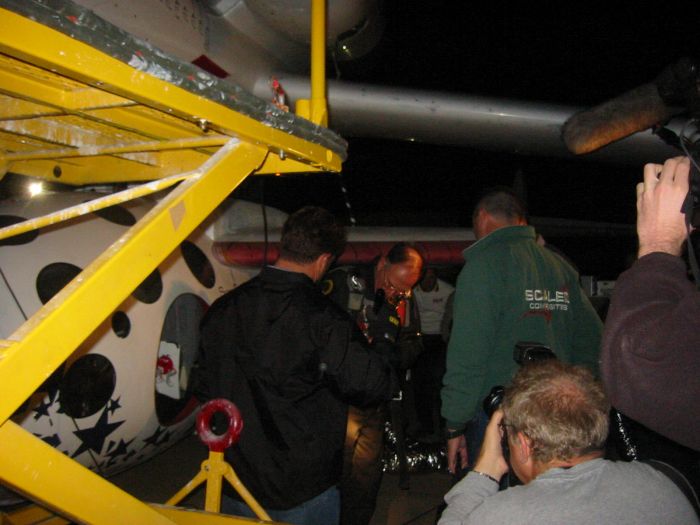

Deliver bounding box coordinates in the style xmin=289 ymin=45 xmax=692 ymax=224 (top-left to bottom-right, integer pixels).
xmin=439 ymin=458 xmax=698 ymax=525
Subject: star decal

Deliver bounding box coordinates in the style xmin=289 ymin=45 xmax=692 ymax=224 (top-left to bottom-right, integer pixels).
xmin=35 ymin=433 xmax=61 ymax=448
xmin=33 ymin=398 xmax=53 ymax=421
xmin=107 ymin=397 xmax=122 ymax=416
xmin=71 ymin=407 xmax=124 ymax=459
xmin=106 ymin=438 xmax=134 ymax=464
xmin=38 ymin=367 xmax=63 ymax=402
xmin=142 ymin=425 xmax=166 ymax=448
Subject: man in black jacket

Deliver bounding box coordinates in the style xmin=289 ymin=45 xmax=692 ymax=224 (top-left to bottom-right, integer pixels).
xmin=196 ymin=206 xmax=393 ymax=525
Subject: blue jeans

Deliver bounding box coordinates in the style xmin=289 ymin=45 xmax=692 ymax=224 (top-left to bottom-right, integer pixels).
xmin=221 ymin=485 xmax=340 ymax=525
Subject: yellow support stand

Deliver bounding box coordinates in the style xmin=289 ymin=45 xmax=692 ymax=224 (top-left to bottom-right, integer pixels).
xmin=166 ymin=399 xmax=272 ymax=520
xmin=166 ymin=451 xmax=272 ymax=519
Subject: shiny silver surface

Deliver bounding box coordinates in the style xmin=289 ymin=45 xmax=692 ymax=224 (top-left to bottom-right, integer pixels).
xmin=260 ymin=76 xmax=682 ymax=165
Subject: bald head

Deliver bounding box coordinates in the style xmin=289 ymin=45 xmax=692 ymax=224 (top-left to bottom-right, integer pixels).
xmin=377 ymin=243 xmax=424 ymax=302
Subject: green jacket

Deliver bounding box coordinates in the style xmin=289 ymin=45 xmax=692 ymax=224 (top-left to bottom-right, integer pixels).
xmin=441 ymin=226 xmax=602 ymax=430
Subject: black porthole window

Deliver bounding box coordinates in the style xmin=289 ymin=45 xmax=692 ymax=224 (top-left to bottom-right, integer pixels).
xmin=111 ymin=311 xmax=131 ymax=338
xmin=59 ymin=354 xmax=116 ymax=419
xmin=0 ymin=215 xmax=39 ymax=246
xmin=132 ymin=269 xmax=163 ymax=304
xmin=36 ymin=262 xmax=83 ymax=305
xmin=91 ymin=204 xmax=136 ymax=226
xmin=180 ymin=241 xmax=215 ymax=289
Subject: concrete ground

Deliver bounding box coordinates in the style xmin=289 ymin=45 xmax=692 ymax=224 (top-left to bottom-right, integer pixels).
xmin=111 ymin=431 xmax=453 ymax=525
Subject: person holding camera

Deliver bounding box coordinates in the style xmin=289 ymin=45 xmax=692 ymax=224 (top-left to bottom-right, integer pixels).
xmin=438 ymin=360 xmax=698 ymax=525
xmin=601 ymin=156 xmax=700 ymax=451
xmin=441 ymin=188 xmax=602 ymax=477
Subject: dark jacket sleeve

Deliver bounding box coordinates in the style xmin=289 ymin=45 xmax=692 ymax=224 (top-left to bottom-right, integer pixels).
xmin=313 ymin=304 xmax=393 ymax=407
xmin=601 ymin=253 xmax=700 ymax=451
xmin=192 ymin=295 xmax=235 ymax=404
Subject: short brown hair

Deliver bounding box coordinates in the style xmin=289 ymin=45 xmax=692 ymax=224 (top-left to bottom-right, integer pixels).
xmin=280 ymin=206 xmax=346 ymax=263
xmin=472 ymin=187 xmax=527 ymax=225
xmin=502 ymin=360 xmax=609 ymax=463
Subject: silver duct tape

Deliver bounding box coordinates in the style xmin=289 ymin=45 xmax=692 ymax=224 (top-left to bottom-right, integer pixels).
xmin=383 ymin=421 xmax=447 ymax=474
xmin=613 ymin=410 xmax=638 ymax=460
xmin=1 ymin=0 xmax=348 ymax=160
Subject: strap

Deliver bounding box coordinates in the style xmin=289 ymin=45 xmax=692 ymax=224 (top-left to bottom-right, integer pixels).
xmin=677 ymin=120 xmax=700 ymax=288
xmin=642 ymin=459 xmax=700 ymax=519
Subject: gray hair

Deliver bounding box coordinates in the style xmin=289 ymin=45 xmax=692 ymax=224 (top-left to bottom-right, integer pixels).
xmin=502 ymin=360 xmax=610 ymax=463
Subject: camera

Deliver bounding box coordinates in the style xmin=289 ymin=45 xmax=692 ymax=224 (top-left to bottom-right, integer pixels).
xmin=482 ymin=385 xmax=505 ymax=419
xmin=483 ymin=342 xmax=556 ymax=418
xmin=513 ymin=342 xmax=556 ymax=366
xmin=480 ymin=342 xmax=557 ymax=485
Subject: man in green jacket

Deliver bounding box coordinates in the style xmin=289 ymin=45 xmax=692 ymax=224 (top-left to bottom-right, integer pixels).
xmin=441 ymin=188 xmax=602 ymax=477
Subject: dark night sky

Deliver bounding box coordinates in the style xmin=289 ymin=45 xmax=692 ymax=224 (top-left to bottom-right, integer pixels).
xmin=234 ymin=2 xmax=700 ymax=278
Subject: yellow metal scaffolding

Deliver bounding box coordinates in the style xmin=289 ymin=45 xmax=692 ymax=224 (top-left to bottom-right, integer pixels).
xmin=0 ymin=0 xmax=341 ymax=523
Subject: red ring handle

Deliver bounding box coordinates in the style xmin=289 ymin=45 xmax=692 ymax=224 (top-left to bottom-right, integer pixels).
xmin=196 ymin=399 xmax=243 ymax=452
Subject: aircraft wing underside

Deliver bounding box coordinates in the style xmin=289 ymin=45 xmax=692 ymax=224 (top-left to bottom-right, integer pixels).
xmin=257 ymin=76 xmax=682 ymax=165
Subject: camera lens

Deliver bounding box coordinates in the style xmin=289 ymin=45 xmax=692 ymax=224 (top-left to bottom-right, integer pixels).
xmin=482 ymin=385 xmax=505 ymax=418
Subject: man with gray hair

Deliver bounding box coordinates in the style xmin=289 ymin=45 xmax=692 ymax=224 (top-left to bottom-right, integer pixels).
xmin=439 ymin=360 xmax=698 ymax=524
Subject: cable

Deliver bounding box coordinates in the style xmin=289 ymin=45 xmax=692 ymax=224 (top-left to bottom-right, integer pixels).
xmin=260 ymin=178 xmax=269 ymax=268
xmin=679 ymin=119 xmax=700 ymax=288
xmin=336 ymin=172 xmax=357 ymax=226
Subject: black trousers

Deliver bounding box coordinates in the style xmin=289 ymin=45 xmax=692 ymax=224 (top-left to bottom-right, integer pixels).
xmin=340 ymin=404 xmax=386 ymax=525
xmin=411 ymin=334 xmax=446 ymax=437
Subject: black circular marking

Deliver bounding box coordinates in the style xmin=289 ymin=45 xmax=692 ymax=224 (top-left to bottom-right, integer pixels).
xmin=92 ymin=204 xmax=136 ymax=227
xmin=180 ymin=241 xmax=215 ymax=289
xmin=36 ymin=262 xmax=82 ymax=305
xmin=0 ymin=215 xmax=39 ymax=246
xmin=111 ymin=311 xmax=131 ymax=338
xmin=132 ymin=269 xmax=163 ymax=304
xmin=52 ymin=165 xmax=62 ymax=178
xmin=59 ymin=354 xmax=116 ymax=419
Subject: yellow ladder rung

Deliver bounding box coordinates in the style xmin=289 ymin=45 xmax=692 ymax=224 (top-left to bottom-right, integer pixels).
xmin=1 ymin=503 xmax=70 ymax=524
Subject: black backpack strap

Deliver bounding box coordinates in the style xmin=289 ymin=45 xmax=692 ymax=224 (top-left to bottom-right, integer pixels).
xmin=642 ymin=459 xmax=700 ymax=519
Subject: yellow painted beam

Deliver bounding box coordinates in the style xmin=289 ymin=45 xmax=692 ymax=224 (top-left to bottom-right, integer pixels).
xmin=86 ymin=106 xmax=215 ymax=141
xmin=4 ymin=135 xmax=229 ymax=162
xmin=0 ymin=140 xmax=267 ymax=427
xmin=0 ymin=171 xmax=194 ymax=242
xmin=257 ymin=153 xmax=323 ymax=175
xmin=0 ymin=56 xmax=86 ymax=111
xmin=0 ymin=421 xmax=175 ymax=525
xmin=295 ymin=0 xmax=328 ymax=126
xmin=0 ymin=9 xmax=342 ymax=175
xmin=310 ymin=0 xmax=328 ymax=126
xmin=5 ymin=154 xmax=206 ymax=185
xmin=2 ymin=503 xmax=71 ymax=524
xmin=0 ymin=66 xmax=130 ymax=113
xmin=0 ymin=93 xmax=58 ymax=120
xmin=150 ymin=504 xmax=277 ymax=524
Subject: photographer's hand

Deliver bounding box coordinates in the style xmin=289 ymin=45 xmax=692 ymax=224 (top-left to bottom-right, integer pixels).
xmin=637 ymin=156 xmax=691 ymax=258
xmin=473 ymin=410 xmax=509 ymax=482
